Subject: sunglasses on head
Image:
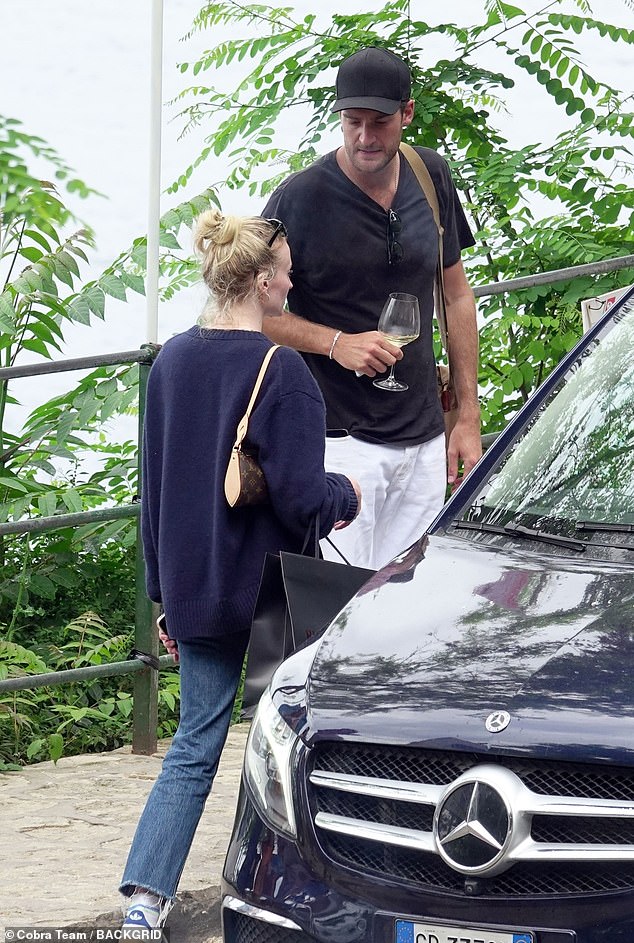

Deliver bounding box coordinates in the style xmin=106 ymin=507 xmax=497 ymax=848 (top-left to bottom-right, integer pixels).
xmin=387 ymin=209 xmax=403 ymax=265
xmin=266 ymin=217 xmax=288 ymax=247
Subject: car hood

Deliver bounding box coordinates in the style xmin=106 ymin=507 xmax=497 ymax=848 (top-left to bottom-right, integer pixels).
xmin=303 ymin=533 xmax=634 ymax=760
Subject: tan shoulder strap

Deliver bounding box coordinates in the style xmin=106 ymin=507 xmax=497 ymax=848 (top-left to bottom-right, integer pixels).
xmin=234 ymin=345 xmax=280 ymax=449
xmin=399 ymin=142 xmax=441 ymax=231
xmin=399 ymin=142 xmax=448 ymax=354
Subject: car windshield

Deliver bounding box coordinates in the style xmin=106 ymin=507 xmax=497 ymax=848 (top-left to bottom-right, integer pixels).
xmin=458 ymin=292 xmax=634 ymax=558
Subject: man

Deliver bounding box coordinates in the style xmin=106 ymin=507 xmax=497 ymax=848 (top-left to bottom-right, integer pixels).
xmin=263 ymin=46 xmax=481 ymax=570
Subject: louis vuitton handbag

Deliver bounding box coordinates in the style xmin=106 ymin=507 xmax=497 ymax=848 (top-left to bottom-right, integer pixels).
xmin=224 ymin=345 xmax=280 ymax=508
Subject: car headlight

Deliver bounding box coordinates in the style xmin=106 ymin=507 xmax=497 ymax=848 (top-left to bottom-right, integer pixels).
xmin=243 ymin=688 xmax=298 ymax=838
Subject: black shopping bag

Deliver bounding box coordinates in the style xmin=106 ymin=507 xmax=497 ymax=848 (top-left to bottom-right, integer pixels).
xmin=241 ymin=551 xmax=373 ymax=717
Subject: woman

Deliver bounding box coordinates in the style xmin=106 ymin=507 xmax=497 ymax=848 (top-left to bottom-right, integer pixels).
xmin=119 ymin=211 xmax=361 ymax=928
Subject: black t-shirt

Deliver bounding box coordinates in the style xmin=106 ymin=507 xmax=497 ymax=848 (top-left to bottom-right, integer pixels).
xmin=263 ymin=147 xmax=475 ymax=446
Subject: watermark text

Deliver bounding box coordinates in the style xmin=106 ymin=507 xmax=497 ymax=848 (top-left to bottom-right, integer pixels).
xmin=3 ymin=929 xmax=169 ymax=942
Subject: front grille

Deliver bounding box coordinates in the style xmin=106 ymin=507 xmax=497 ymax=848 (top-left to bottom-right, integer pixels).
xmin=225 ymin=912 xmax=310 ymax=943
xmin=313 ymin=741 xmax=475 ymax=785
xmin=324 ymin=831 xmax=634 ymax=896
xmin=317 ymin=786 xmax=435 ymax=832
xmin=308 ymin=742 xmax=634 ymax=897
xmin=313 ymin=741 xmax=634 ymax=800
xmin=532 ymin=814 xmax=634 ymax=845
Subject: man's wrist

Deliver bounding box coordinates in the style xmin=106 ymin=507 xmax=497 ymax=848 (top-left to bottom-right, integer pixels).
xmin=456 ymin=401 xmax=481 ymax=422
xmin=328 ymin=330 xmax=342 ymax=360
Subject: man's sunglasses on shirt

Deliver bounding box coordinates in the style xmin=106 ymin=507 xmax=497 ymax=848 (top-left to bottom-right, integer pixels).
xmin=387 ymin=209 xmax=403 ymax=264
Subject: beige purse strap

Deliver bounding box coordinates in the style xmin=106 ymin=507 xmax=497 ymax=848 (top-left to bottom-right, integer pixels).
xmin=233 ymin=345 xmax=280 ymax=449
xmin=399 ymin=142 xmax=448 ymax=355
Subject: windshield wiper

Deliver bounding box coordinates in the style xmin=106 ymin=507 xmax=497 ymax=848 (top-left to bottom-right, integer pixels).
xmin=455 ymin=519 xmax=586 ymax=551
xmin=503 ymin=522 xmax=587 ymax=551
xmin=576 ymin=521 xmax=634 ymax=535
xmin=575 ymin=521 xmax=634 ymax=551
xmin=454 ymin=521 xmax=507 ymax=536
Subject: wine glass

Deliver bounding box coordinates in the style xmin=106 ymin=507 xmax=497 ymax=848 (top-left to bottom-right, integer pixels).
xmin=373 ymin=292 xmax=420 ymax=392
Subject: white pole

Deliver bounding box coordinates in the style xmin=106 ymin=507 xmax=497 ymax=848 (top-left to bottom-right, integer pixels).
xmin=146 ymin=0 xmax=164 ymax=344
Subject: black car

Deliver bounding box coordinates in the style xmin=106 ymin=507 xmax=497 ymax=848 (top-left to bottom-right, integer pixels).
xmin=222 ymin=285 xmax=634 ymax=943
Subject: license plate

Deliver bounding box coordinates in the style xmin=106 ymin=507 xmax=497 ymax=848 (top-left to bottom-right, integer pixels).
xmin=395 ymin=919 xmax=534 ymax=943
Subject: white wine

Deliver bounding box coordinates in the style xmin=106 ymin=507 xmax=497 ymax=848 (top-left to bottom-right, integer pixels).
xmin=381 ymin=332 xmax=419 ymax=348
xmin=374 ymin=293 xmax=420 ymax=391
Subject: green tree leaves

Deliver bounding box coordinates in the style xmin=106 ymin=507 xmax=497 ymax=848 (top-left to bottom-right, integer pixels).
xmin=0 ymin=118 xmax=220 ymax=687
xmin=172 ymin=1 xmax=634 ymax=433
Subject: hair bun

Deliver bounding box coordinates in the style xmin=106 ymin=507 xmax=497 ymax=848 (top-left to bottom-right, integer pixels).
xmin=193 ymin=209 xmax=222 ymax=253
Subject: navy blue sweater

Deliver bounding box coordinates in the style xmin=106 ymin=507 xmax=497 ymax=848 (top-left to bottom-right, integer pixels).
xmin=141 ymin=328 xmax=358 ymax=640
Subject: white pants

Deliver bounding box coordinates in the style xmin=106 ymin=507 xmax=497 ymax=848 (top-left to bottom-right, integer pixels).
xmin=323 ymin=433 xmax=447 ymax=570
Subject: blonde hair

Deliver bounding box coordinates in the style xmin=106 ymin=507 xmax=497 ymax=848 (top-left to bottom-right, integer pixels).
xmin=193 ymin=209 xmax=281 ymax=325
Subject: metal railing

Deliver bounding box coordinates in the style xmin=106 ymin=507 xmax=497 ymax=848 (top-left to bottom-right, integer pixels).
xmin=0 ymin=253 xmax=632 ymax=756
xmin=472 ymin=254 xmax=634 ymax=298
xmin=0 ymin=344 xmax=164 ymax=754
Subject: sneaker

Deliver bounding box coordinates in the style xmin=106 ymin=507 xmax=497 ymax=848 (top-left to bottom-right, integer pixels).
xmin=122 ymin=890 xmax=172 ymax=930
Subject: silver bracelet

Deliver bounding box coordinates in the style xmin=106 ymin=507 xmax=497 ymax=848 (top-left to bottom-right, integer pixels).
xmin=328 ymin=330 xmax=342 ymax=360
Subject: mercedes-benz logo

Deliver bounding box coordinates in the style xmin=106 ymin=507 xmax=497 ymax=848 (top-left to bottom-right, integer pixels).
xmin=485 ymin=710 xmax=511 ymax=733
xmin=434 ymin=776 xmax=511 ymax=874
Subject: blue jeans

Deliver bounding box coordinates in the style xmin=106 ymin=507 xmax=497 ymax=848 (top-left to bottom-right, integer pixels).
xmin=120 ymin=631 xmax=249 ymax=901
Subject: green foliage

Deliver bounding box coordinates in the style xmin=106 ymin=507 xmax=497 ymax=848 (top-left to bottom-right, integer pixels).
xmin=4 ymin=541 xmax=134 ymax=647
xmin=0 ymin=613 xmax=131 ymax=768
xmin=0 ymin=120 xmax=222 ymax=764
xmin=0 ymin=118 xmax=220 ymax=599
xmin=0 ymin=543 xmax=181 ymax=768
xmin=174 ymin=0 xmax=634 ymax=432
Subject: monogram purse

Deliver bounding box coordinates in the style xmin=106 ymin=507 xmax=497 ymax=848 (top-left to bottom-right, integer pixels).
xmin=224 ymin=345 xmax=280 ymax=508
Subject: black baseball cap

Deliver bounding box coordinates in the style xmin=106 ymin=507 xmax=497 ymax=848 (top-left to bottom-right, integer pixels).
xmin=332 ymin=46 xmax=412 ymax=115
